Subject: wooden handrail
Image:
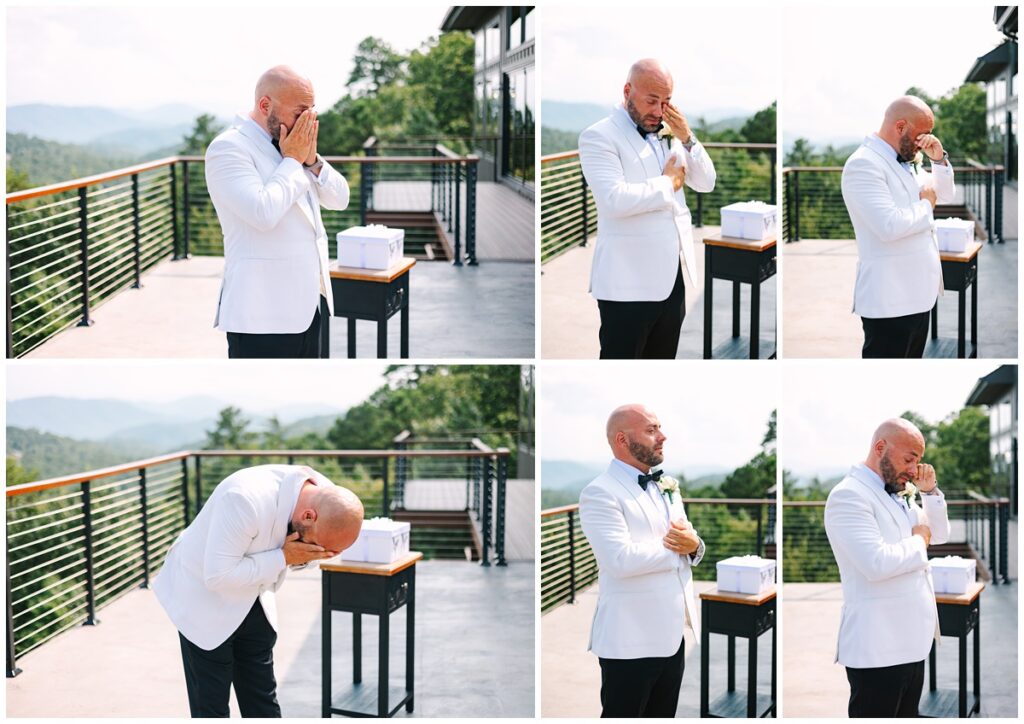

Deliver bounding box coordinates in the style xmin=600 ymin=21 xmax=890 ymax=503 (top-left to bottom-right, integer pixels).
xmin=542 ymin=497 xmax=774 ymax=518
xmin=783 ymin=164 xmax=1002 ymax=174
xmin=783 ymin=498 xmax=1004 ymax=507
xmin=542 ymin=141 xmax=777 ymax=165
xmin=6 ymin=448 xmax=511 ymax=498
xmin=6 ymin=153 xmax=481 ymax=205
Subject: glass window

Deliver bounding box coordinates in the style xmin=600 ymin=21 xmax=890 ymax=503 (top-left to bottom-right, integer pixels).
xmin=485 ymin=21 xmax=500 ymax=65
xmin=508 ymin=8 xmax=522 ymax=51
xmin=474 ymin=75 xmax=486 ymax=132
xmin=474 ymin=30 xmax=484 ymax=69
xmin=524 ymin=7 xmax=535 ymax=42
xmin=504 ymin=65 xmax=535 ymax=186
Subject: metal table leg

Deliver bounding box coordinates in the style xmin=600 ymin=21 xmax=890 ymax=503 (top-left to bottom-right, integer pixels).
xmin=957 ymin=284 xmax=966 ymax=358
xmin=347 ymin=319 xmax=357 ymax=359
xmin=322 ymin=581 xmax=331 ymax=717
xmin=727 ymin=635 xmax=736 ymax=692
xmin=700 ymin=600 xmax=710 ymax=716
xmin=747 ymin=632 xmax=757 ymax=718
xmin=973 ymin=604 xmax=980 ymax=714
xmin=400 ymin=298 xmax=410 ymax=359
xmin=731 ymin=282 xmax=740 ymax=338
xmin=703 ymin=245 xmax=713 ymax=359
xmin=379 ymin=609 xmax=389 ymax=717
xmin=971 ymin=267 xmax=978 ymax=353
xmin=958 ymin=629 xmax=967 ymax=717
xmin=353 ymin=613 xmax=362 ymax=684
xmin=750 ymin=276 xmax=761 ymax=359
xmin=377 ymin=319 xmax=388 ymax=359
xmin=406 ymin=574 xmax=415 ymax=712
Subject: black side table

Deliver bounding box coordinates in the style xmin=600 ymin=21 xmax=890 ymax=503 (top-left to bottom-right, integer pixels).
xmin=328 ymin=257 xmax=416 ymax=359
xmin=699 ymin=586 xmax=776 ymax=718
xmin=321 ymin=551 xmax=422 ymax=718
xmin=702 ymin=234 xmax=777 ymax=359
xmin=920 ymin=581 xmax=983 ymax=718
xmin=926 ymin=242 xmax=981 ymax=359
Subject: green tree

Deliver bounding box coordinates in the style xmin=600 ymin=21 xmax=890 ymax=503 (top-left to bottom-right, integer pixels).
xmin=6 ymin=456 xmax=38 ymax=486
xmin=6 ymin=165 xmax=32 ymax=193
xmin=180 ymin=113 xmax=225 ymax=155
xmin=720 ymin=410 xmax=777 ymax=499
xmin=406 ymin=31 xmax=475 ymax=137
xmin=348 ymin=37 xmax=405 ymax=97
xmin=204 ymin=406 xmax=257 ymax=449
xmin=740 ymin=101 xmax=776 ymax=144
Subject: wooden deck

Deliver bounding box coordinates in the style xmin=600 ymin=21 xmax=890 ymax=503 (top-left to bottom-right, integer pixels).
xmin=373 ymin=181 xmax=534 ymax=261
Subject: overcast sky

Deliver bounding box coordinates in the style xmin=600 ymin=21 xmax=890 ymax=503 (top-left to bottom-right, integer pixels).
xmin=541 ymin=5 xmax=778 ymax=115
xmin=6 ymin=3 xmax=451 ymax=116
xmin=783 ymin=6 xmax=1005 ymax=146
xmin=6 ymin=361 xmax=392 ymax=410
xmin=781 ymin=361 xmax=1007 ymax=478
xmin=541 ymin=362 xmax=777 ymax=469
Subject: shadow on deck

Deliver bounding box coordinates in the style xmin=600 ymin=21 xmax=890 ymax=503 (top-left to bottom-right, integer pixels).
xmin=541 ymin=580 xmax=775 ymax=717
xmin=782 ymin=581 xmax=1017 ymax=717
xmin=541 ymin=226 xmax=777 ymax=359
xmin=782 ymin=239 xmax=1017 ymax=358
xmin=25 ymin=256 xmax=534 ymax=359
xmin=5 ymin=561 xmax=534 ymax=718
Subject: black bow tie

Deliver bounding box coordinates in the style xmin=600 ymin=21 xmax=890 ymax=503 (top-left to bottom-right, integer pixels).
xmin=272 ymin=138 xmax=282 ymax=154
xmin=637 ymin=470 xmax=663 ymax=490
xmin=895 ymin=153 xmax=911 ymax=164
xmin=637 ymin=121 xmax=665 ymax=139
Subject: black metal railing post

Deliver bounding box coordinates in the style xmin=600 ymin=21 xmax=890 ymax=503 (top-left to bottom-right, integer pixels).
xmin=999 ymin=501 xmax=1009 ymax=584
xmin=181 ymin=457 xmax=190 ymax=524
xmin=6 ymin=542 xmax=21 ymax=677
xmin=195 ymin=456 xmax=203 ymax=514
xmin=77 ymin=187 xmax=93 ymax=327
xmin=82 ymin=481 xmax=98 ymax=625
xmin=495 ymin=453 xmax=507 ymax=566
xmin=395 ymin=445 xmax=407 ymax=510
xmin=381 ymin=458 xmax=390 ymax=517
xmin=993 ymin=169 xmax=1003 ymax=243
xmin=466 ymin=160 xmax=478 ymax=266
xmin=756 ymin=503 xmax=764 ymax=555
xmin=182 ymin=161 xmax=191 ymax=259
xmin=131 ymin=174 xmax=142 ymax=288
xmin=793 ymin=171 xmax=801 ymax=242
xmin=580 ymin=173 xmax=589 ymax=247
xmin=139 ymin=467 xmax=149 ymax=588
xmin=567 ymin=509 xmax=577 ymax=604
xmin=359 ymin=164 xmax=371 ymax=226
xmin=985 ymin=170 xmax=995 ymax=243
xmin=480 ymin=457 xmax=492 ymax=567
xmin=447 ymin=163 xmax=454 ymax=233
xmin=769 ymin=150 xmax=777 ymax=205
xmin=988 ymin=502 xmax=998 ymax=585
xmin=170 ymin=162 xmax=180 ymax=260
xmin=453 ymin=163 xmax=463 ymax=267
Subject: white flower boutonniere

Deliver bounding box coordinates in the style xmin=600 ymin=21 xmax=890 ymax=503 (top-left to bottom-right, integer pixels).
xmin=657 ymin=475 xmax=680 ymax=504
xmin=897 ymin=481 xmax=918 ymax=507
xmin=657 ymin=124 xmax=674 ymax=146
xmin=911 ymin=151 xmax=924 ymax=173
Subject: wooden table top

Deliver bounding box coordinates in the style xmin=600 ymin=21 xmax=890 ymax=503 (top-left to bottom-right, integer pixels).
xmin=700 ymin=585 xmax=776 ymax=606
xmin=703 ymin=234 xmax=776 ymax=252
xmin=939 ymin=241 xmax=982 ymax=263
xmin=321 ymin=551 xmax=423 ymax=576
xmin=330 ymin=257 xmax=416 ymax=282
xmin=935 ymin=581 xmax=984 ymax=605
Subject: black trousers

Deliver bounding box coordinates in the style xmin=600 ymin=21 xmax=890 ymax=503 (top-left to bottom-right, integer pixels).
xmin=861 ymin=310 xmax=930 ymax=358
xmin=597 ymin=265 xmax=686 ymax=359
xmin=598 ymin=636 xmax=685 ymax=717
xmin=178 ymin=599 xmax=281 ymax=718
xmin=846 ymin=659 xmax=925 ymax=717
xmin=227 ymin=296 xmax=327 ymax=359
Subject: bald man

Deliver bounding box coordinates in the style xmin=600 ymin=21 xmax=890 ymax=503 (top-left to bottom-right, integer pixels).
xmin=206 ymin=66 xmax=350 ymax=358
xmin=579 ymin=59 xmax=716 ymax=359
xmin=579 ymin=404 xmax=705 ymax=716
xmin=841 ymin=95 xmax=956 ymax=358
xmin=153 ymin=465 xmax=363 ymax=717
xmin=824 ymin=419 xmax=950 ymax=717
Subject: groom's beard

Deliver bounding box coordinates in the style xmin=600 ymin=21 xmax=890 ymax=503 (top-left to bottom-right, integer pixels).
xmin=880 ymin=450 xmax=912 ymax=494
xmin=626 ymin=97 xmax=662 ymax=135
xmin=627 ymin=436 xmax=664 ymax=468
xmin=897 ymin=129 xmax=918 ymax=163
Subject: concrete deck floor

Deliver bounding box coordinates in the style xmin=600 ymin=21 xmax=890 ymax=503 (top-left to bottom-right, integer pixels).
xmin=541 ymin=580 xmax=775 ymax=717
xmin=782 ymin=239 xmax=1017 ymax=358
xmin=25 ymin=257 xmax=534 ymax=359
xmin=6 ymin=561 xmax=534 ymax=718
xmin=782 ymin=582 xmax=1017 ymax=718
xmin=541 ymin=226 xmax=778 ymax=359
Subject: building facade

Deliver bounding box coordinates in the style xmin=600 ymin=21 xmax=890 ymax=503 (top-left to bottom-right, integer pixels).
xmin=442 ymin=6 xmax=535 ymax=198
xmin=965 ymin=6 xmax=1018 ymax=182
xmin=966 ymin=364 xmax=1018 ymax=516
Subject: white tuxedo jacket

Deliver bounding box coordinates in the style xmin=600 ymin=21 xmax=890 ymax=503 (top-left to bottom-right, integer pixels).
xmin=841 ymin=135 xmax=955 ymax=319
xmin=152 ymin=464 xmax=327 ymax=650
xmin=206 ymin=116 xmax=350 ymax=334
xmin=579 ymin=107 xmax=716 ymax=301
xmin=824 ymin=466 xmax=950 ymax=668
xmin=579 ymin=461 xmax=704 ymax=659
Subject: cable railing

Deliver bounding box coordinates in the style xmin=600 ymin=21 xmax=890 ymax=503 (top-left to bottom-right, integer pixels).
xmin=782 ymin=161 xmax=1005 ymax=243
xmin=540 ymin=143 xmax=777 ymax=264
xmin=540 ymin=498 xmax=775 ymax=614
xmin=5 ymin=445 xmax=511 ymax=678
xmin=6 ymin=146 xmax=480 ymax=358
xmin=781 ymin=496 xmax=1011 ymax=584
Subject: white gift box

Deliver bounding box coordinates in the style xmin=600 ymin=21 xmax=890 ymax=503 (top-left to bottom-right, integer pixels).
xmin=336 ymin=225 xmax=404 ymax=270
xmin=720 ymin=201 xmax=778 ymax=241
xmin=934 ymin=218 xmax=975 ymax=253
xmin=339 ymin=517 xmax=411 ymax=564
xmin=929 ymin=555 xmax=976 ymax=594
xmin=716 ymin=555 xmax=776 ymax=595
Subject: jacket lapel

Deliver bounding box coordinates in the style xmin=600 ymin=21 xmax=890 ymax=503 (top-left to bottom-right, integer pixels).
xmin=850 ymin=467 xmax=908 ymax=534
xmin=236 ymin=116 xmax=318 ymax=231
xmin=606 ymin=462 xmax=661 ymax=534
xmin=864 ymin=136 xmax=920 ymax=203
xmin=611 ymin=108 xmax=661 ymax=178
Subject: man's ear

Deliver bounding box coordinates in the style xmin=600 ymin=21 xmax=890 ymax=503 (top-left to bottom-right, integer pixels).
xmin=302 ymin=507 xmax=317 ymax=523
